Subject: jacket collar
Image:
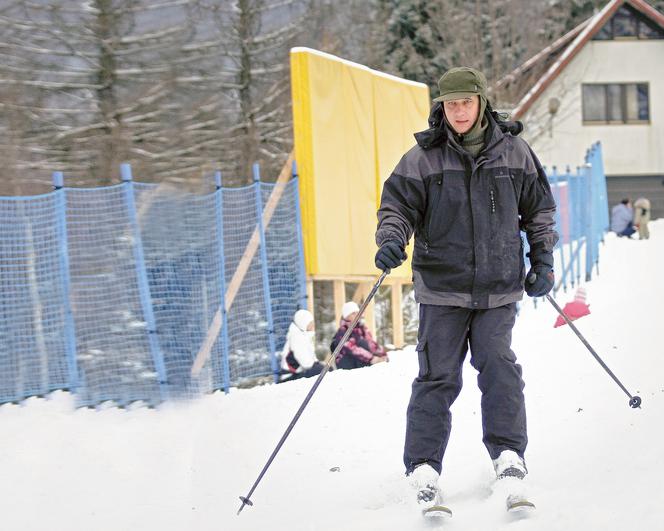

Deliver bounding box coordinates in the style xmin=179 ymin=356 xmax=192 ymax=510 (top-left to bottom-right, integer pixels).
xmin=414 ymin=102 xmax=523 ymax=152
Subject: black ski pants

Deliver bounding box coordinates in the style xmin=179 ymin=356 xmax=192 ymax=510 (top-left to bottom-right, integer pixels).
xmin=404 ymin=303 xmax=527 ymax=475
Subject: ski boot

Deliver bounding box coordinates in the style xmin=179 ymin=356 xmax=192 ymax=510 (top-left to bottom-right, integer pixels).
xmin=492 ymin=450 xmax=535 ymax=513
xmin=409 ymin=463 xmax=452 ymax=519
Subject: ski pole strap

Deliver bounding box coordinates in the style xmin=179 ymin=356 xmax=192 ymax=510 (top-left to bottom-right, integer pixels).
xmin=237 ymin=271 xmax=389 ymax=514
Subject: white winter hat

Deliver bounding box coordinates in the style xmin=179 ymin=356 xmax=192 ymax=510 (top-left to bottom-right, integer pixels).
xmin=293 ymin=309 xmax=314 ymax=331
xmin=341 ymin=301 xmax=360 ymax=319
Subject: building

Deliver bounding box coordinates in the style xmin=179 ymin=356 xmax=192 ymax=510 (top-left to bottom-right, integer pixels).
xmin=495 ymin=0 xmax=664 ymax=219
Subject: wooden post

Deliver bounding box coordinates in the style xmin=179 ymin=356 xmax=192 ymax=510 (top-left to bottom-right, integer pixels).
xmin=306 ymin=279 xmax=314 ymax=315
xmin=350 ymin=282 xmax=363 ymax=303
xmin=391 ymin=280 xmax=404 ymax=348
xmin=333 ymin=279 xmax=345 ymax=322
xmin=362 ymin=282 xmax=376 ymax=335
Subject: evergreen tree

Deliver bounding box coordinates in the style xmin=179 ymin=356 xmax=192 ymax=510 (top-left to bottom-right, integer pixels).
xmin=377 ymin=0 xmax=449 ymax=92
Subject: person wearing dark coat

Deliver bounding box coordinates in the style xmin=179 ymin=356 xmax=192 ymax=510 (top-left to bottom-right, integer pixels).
xmin=374 ymin=66 xmax=559 ymax=512
xmin=611 ymin=198 xmax=636 ymax=238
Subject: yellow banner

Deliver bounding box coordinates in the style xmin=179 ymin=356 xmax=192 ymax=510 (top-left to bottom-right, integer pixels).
xmin=291 ymin=48 xmax=430 ymax=278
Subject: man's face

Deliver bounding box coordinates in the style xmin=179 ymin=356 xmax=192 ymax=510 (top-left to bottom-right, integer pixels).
xmin=442 ymin=95 xmax=480 ymax=134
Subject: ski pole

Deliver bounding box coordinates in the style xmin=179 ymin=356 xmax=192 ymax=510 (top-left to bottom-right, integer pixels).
xmin=237 ymin=270 xmax=389 ymax=515
xmin=543 ymin=291 xmax=641 ymax=409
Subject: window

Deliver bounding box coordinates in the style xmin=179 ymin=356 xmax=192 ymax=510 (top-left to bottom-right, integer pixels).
xmin=592 ymin=6 xmax=664 ymax=40
xmin=582 ymin=83 xmax=649 ymax=124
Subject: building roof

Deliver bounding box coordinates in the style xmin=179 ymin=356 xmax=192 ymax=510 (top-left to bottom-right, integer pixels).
xmin=498 ymin=0 xmax=664 ymax=120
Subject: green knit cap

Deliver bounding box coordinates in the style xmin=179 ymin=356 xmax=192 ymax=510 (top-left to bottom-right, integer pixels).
xmin=433 ymin=67 xmax=487 ymax=102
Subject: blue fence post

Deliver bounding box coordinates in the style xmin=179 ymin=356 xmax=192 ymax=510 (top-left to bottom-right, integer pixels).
xmin=565 ymin=166 xmax=576 ymax=287
xmin=214 ymin=171 xmax=232 ymax=394
xmin=584 ymin=162 xmax=594 ymax=281
xmin=52 ymin=172 xmax=79 ymax=392
xmin=592 ymin=142 xmax=610 ymax=234
xmin=573 ymin=166 xmax=582 ymax=286
xmin=550 ymin=165 xmax=568 ymax=292
xmin=595 ymin=145 xmax=606 ymax=273
xmin=592 ymin=145 xmax=601 ymax=248
xmin=292 ymin=160 xmax=308 ymax=311
xmin=252 ymin=163 xmax=279 ymax=383
xmin=120 ymin=163 xmax=169 ymax=402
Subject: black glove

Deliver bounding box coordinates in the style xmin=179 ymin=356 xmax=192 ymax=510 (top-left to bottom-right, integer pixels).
xmin=375 ymin=241 xmax=407 ymax=272
xmin=525 ymin=249 xmax=554 ymax=297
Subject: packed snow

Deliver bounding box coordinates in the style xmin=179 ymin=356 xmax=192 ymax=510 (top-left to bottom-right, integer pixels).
xmin=2 ymin=221 xmax=662 ymax=531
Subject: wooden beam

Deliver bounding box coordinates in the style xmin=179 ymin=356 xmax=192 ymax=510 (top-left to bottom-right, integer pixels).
xmin=311 ymin=273 xmax=412 ymax=284
xmin=191 ymin=152 xmax=294 ymax=377
xmin=350 ymin=282 xmax=363 ymax=303
xmin=362 ymin=282 xmax=376 ymax=335
xmin=306 ymin=278 xmax=314 ymax=315
xmin=333 ymin=279 xmax=345 ymax=323
xmin=391 ymin=280 xmax=404 ymax=348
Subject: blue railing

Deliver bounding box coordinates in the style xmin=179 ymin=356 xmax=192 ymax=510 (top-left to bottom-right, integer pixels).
xmin=0 ymin=166 xmax=305 ymax=407
xmin=545 ymin=142 xmax=609 ymax=292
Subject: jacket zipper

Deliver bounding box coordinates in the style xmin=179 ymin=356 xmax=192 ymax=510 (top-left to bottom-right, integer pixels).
xmin=424 ymin=177 xmax=443 ymax=253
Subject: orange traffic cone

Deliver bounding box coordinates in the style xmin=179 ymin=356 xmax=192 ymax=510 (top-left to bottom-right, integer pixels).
xmin=554 ymin=286 xmax=590 ymax=328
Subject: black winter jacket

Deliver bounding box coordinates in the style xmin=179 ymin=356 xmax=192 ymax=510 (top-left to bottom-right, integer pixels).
xmin=376 ymin=103 xmax=559 ymax=309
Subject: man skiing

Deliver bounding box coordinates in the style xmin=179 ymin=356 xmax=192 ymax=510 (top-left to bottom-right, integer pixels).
xmin=374 ymin=67 xmax=558 ymax=516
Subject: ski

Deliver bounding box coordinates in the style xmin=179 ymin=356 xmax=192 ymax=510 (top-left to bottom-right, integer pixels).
xmin=422 ymin=504 xmax=453 ymax=519
xmin=506 ymin=494 xmax=536 ymax=513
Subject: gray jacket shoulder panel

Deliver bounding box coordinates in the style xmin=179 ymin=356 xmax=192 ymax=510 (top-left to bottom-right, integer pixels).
xmin=503 ymin=135 xmax=538 ymax=174
xmin=394 ymin=144 xmax=444 ymax=180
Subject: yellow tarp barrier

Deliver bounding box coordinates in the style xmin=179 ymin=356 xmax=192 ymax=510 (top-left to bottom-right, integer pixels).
xmin=290 ymin=47 xmax=430 ymax=278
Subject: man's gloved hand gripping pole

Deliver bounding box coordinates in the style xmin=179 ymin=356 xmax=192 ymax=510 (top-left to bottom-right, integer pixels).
xmin=375 ymin=240 xmax=407 ymax=273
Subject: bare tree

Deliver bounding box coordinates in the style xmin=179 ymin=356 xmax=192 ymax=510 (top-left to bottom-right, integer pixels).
xmin=204 ymin=0 xmax=307 ymax=183
xmin=5 ymin=0 xmax=643 ymax=194
xmin=0 ymin=0 xmax=309 ymax=192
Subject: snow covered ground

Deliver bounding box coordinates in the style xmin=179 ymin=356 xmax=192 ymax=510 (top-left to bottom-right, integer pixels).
xmin=2 ymin=221 xmax=662 ymax=531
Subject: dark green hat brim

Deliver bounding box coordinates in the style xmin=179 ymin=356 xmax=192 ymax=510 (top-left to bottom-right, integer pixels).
xmin=433 ymin=91 xmax=479 ymax=102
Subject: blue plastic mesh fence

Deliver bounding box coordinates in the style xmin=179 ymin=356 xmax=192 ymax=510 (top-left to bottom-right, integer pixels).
xmin=0 ymin=194 xmax=70 ymax=402
xmin=261 ymin=181 xmax=304 ymax=365
xmin=0 ymin=174 xmax=305 ymax=406
xmin=135 ymin=183 xmax=224 ymax=399
xmin=65 ymin=185 xmax=161 ymax=407
xmin=221 ymin=184 xmax=273 ymax=384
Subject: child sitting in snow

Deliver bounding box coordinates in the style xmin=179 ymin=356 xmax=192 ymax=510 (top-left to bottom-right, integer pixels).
xmin=331 ymin=301 xmax=389 ymax=370
xmin=279 ymin=309 xmax=324 ymax=382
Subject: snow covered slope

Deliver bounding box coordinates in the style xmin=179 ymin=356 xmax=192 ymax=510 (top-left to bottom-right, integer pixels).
xmin=2 ymin=221 xmax=662 ymax=531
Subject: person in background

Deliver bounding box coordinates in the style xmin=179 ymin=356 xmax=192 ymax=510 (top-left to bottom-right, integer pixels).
xmin=279 ymin=309 xmax=324 ymax=382
xmin=633 ymin=197 xmax=651 ymax=240
xmin=331 ymin=301 xmax=389 ymax=370
xmin=610 ymin=198 xmax=636 ymax=238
